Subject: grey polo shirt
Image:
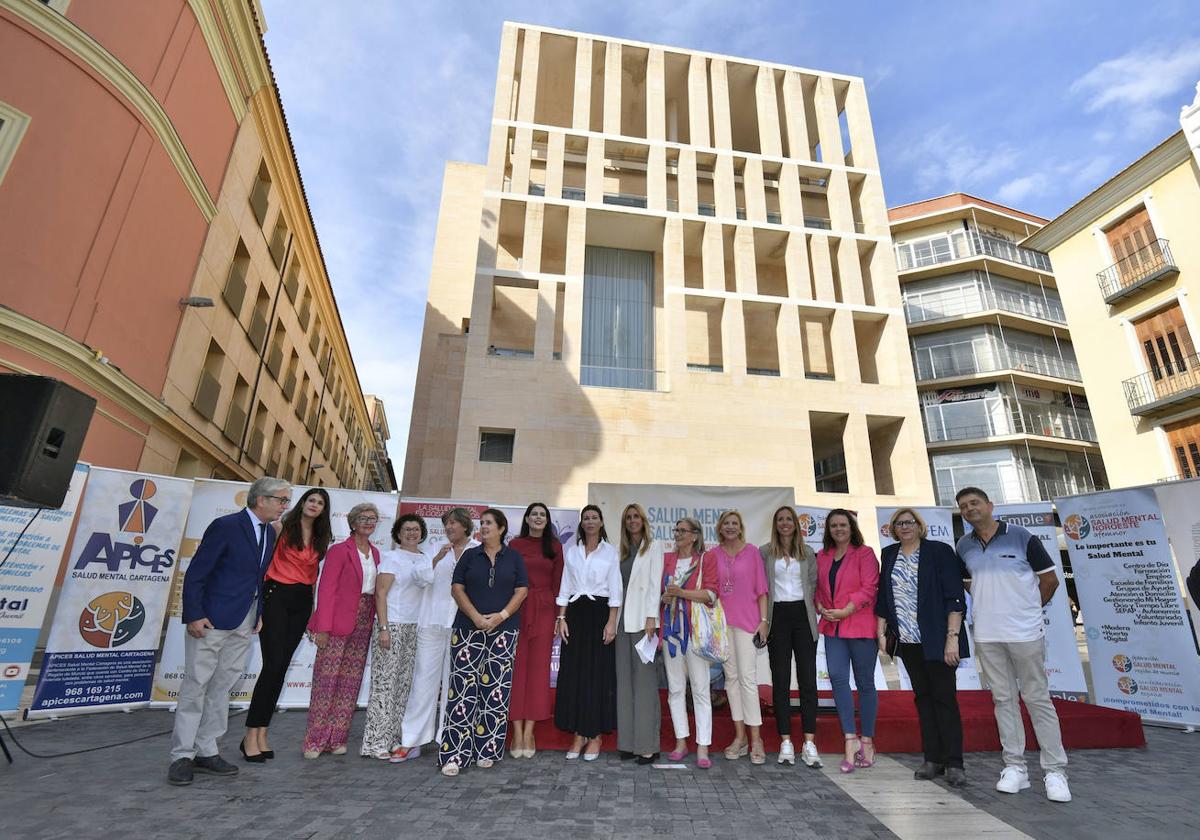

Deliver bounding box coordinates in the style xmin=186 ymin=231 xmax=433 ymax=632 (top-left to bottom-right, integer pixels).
xmin=956 ymin=520 xmax=1055 ymax=643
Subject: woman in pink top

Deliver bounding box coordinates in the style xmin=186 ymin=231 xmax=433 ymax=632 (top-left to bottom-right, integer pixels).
xmin=814 ymin=509 xmax=880 ymax=773
xmin=705 ymin=510 xmax=769 ymax=765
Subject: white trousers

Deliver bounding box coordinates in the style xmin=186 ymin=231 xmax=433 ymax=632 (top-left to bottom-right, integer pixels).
xmin=722 ymin=627 xmax=762 ymax=727
xmin=399 ymin=624 xmax=452 ymax=748
xmin=170 ymin=605 xmax=255 ymax=761
xmin=664 ymin=645 xmax=713 ymax=745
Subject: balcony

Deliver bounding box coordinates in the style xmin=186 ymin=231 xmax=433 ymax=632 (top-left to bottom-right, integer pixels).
xmin=926 ymin=410 xmax=1097 ymax=445
xmin=904 ymin=287 xmax=1066 ymax=326
xmin=913 ymin=349 xmax=1081 ymax=383
xmin=1097 ymin=239 xmax=1178 ymax=303
xmin=895 ymin=229 xmax=1052 ymax=274
xmin=581 ymin=364 xmax=659 ymax=390
xmin=603 ymin=192 xmax=647 ymax=209
xmin=1123 ymin=352 xmax=1200 ymax=415
xmin=804 ymin=216 xmax=832 ymax=231
xmin=562 ymin=186 xmax=586 ymax=201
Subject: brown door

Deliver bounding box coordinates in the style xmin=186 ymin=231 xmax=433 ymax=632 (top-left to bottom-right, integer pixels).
xmin=1164 ymin=418 xmax=1200 ymax=479
xmin=1105 ymin=207 xmax=1160 ymax=280
xmin=1133 ymin=305 xmax=1197 ymax=400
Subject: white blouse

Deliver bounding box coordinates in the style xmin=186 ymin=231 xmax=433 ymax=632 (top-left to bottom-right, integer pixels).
xmin=774 ymin=556 xmax=806 ymax=602
xmin=414 ymin=539 xmax=480 ymax=628
xmin=359 ymin=546 xmax=376 ymax=595
xmin=377 ymin=548 xmax=429 ymax=624
xmin=557 ymin=540 xmax=624 ymax=607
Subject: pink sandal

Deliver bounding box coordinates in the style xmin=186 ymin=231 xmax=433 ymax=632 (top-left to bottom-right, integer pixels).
xmin=854 ymin=737 xmax=876 ymax=768
xmin=697 ymin=755 xmax=712 ymax=769
xmin=668 ymin=748 xmax=689 ymax=761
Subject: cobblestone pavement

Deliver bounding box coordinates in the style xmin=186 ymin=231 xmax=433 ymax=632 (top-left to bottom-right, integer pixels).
xmin=0 ymin=709 xmax=1194 ymax=839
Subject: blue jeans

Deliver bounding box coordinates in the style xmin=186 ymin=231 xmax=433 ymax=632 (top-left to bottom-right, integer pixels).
xmin=824 ymin=635 xmax=878 ymax=737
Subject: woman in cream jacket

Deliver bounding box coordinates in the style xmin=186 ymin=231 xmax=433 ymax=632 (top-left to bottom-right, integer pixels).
xmin=614 ymin=503 xmax=665 ymax=763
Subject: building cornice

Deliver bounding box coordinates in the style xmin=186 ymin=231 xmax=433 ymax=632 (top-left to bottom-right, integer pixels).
xmin=0 ymin=0 xmax=218 ymax=221
xmin=0 ymin=305 xmax=251 ymax=476
xmin=1023 ymin=131 xmax=1189 ymax=252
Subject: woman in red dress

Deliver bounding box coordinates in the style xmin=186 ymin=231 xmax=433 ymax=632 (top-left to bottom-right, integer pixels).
xmin=507 ymin=502 xmax=564 ymax=758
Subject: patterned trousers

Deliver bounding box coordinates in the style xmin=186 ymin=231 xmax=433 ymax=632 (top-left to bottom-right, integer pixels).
xmin=303 ymin=595 xmax=373 ymax=753
xmin=438 ymin=627 xmax=518 ymax=769
xmin=360 ymin=622 xmax=418 ymax=756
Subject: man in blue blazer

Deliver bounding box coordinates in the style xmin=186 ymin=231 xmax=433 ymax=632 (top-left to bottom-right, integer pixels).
xmin=168 ymin=477 xmax=291 ymax=786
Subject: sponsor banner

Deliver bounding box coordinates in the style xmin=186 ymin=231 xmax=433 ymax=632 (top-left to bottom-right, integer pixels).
xmin=498 ymin=504 xmax=580 ymax=689
xmin=794 ymin=506 xmax=830 ymax=554
xmin=992 ymin=504 xmax=1088 ymax=702
xmin=921 ymin=383 xmax=996 ymax=405
xmin=1150 ymin=479 xmax=1200 ymax=650
xmin=878 ymin=505 xmax=980 ymax=690
xmin=30 ymin=469 xmax=193 ymax=714
xmin=0 ymin=463 xmax=89 ymax=712
xmin=152 ymin=482 xmax=399 ymax=709
xmin=1056 ymin=487 xmax=1200 ymax=727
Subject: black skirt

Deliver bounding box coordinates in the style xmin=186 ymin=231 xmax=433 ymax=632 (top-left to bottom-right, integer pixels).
xmin=554 ymin=596 xmax=617 ymax=737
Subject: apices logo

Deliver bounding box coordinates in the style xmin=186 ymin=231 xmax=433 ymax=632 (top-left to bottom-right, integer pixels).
xmin=1063 ymin=514 xmax=1091 ymax=541
xmin=78 ymin=591 xmax=146 ymax=648
xmin=1117 ymin=676 xmax=1138 ymax=696
xmin=73 ymin=479 xmax=175 ymax=575
xmin=1112 ymin=654 xmax=1132 ymax=673
xmin=879 ymin=523 xmax=892 ymax=539
xmin=797 ymin=513 xmax=818 ymax=538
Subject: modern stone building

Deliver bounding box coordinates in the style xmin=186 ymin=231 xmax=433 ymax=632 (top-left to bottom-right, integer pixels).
xmin=0 ymin=0 xmax=381 ymax=490
xmin=889 ymin=194 xmax=1107 ymax=505
xmin=405 ymin=22 xmax=934 ymax=529
xmin=1022 ymin=86 xmax=1200 ymax=488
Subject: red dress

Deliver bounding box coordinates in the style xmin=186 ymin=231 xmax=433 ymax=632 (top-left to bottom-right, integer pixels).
xmin=508 ymin=535 xmax=564 ymax=721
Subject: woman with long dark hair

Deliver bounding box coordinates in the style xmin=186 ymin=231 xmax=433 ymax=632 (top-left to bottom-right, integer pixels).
xmin=242 ymin=487 xmax=332 ymax=760
xmin=508 ymin=502 xmax=564 ymax=758
xmin=554 ymin=504 xmax=621 ymax=760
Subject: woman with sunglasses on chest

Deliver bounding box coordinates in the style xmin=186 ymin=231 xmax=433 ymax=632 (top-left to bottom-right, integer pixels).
xmin=438 ymin=508 xmax=528 ymax=776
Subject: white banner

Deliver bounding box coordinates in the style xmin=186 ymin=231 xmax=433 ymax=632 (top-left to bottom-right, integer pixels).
xmin=993 ymin=503 xmax=1088 ymax=701
xmin=0 ymin=463 xmax=89 ymax=712
xmin=877 ymin=505 xmax=980 ymax=690
xmin=1057 ymin=487 xmax=1200 ymax=727
xmin=1150 ymin=479 xmax=1200 ymax=652
xmin=30 ymin=469 xmax=193 ymax=714
xmin=151 ymin=481 xmax=398 ymax=709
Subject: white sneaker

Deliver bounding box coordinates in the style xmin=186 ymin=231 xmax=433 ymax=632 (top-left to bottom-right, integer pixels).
xmin=996 ymin=766 xmax=1031 ymax=794
xmin=801 ymin=741 xmax=822 ymax=768
xmin=777 ymin=740 xmax=795 ymax=765
xmin=1044 ymin=771 xmax=1072 ymax=803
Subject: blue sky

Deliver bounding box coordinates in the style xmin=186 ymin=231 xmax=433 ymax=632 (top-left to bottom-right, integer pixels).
xmin=260 ymin=0 xmax=1200 ymax=478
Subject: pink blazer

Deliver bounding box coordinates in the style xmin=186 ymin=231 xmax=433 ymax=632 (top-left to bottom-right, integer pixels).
xmin=307 ymin=537 xmax=379 ymax=636
xmin=814 ymin=543 xmax=879 ymax=639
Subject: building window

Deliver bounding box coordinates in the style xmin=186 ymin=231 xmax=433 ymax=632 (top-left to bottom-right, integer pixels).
xmin=479 ymin=429 xmax=515 ymax=463
xmin=250 ymin=161 xmax=272 ymax=228
xmin=581 ymin=246 xmax=656 ymax=390
xmin=0 ymin=101 xmax=32 ymax=187
xmin=38 ymin=0 xmax=71 ymax=12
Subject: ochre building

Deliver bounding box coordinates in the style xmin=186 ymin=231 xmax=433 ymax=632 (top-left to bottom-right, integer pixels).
xmin=0 ymin=0 xmax=386 ymax=491
xmin=405 ymin=22 xmax=934 ymax=529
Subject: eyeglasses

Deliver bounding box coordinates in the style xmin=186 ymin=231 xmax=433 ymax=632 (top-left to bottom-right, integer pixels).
xmin=893 ymin=519 xmax=917 ymax=528
xmin=357 ymin=516 xmax=379 ymax=524
xmin=268 ymin=496 xmax=291 ymax=505
xmin=672 ymin=528 xmax=695 ymax=535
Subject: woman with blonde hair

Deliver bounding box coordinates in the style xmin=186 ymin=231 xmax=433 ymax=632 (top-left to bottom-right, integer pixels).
xmin=614 ymin=503 xmax=665 ymax=764
xmin=706 ymin=510 xmax=769 ymax=765
xmin=660 ymin=516 xmax=717 ymax=768
xmin=760 ymin=505 xmax=822 ymax=768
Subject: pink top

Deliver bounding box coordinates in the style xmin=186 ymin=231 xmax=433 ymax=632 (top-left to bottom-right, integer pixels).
xmin=814 ymin=543 xmax=880 ymax=639
xmin=705 ymin=544 xmax=768 ymax=633
xmin=307 ymin=537 xmax=380 ymax=637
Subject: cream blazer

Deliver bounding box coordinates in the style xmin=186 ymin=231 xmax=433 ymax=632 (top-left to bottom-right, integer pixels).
xmin=619 ymin=540 xmax=665 ymax=633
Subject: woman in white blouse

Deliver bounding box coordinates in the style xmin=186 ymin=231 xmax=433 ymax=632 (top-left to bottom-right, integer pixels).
xmin=360 ymin=513 xmax=428 ymax=759
xmin=389 ymin=507 xmax=479 ymax=762
xmin=615 ymin=503 xmax=665 ymax=763
xmin=553 ymin=504 xmax=622 ymax=761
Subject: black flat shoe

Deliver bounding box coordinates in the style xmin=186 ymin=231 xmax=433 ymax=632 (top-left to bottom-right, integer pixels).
xmin=619 ymin=751 xmax=636 ymax=760
xmin=261 ymin=750 xmax=275 ymax=760
xmin=636 ymin=753 xmax=660 ymax=765
xmin=239 ymin=739 xmax=266 ymax=764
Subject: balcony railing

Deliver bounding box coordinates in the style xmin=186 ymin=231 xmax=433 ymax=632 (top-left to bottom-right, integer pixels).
xmin=935 ymin=476 xmax=1098 ymax=506
xmin=804 ymin=216 xmax=832 ymax=230
xmin=913 ymin=348 xmax=1081 ymax=382
xmin=562 ymin=186 xmax=586 ymax=201
xmin=698 ymin=202 xmax=716 ymax=217
xmin=1097 ymin=239 xmax=1178 ymax=302
xmin=603 ymin=192 xmax=648 ymax=209
xmin=926 ymin=410 xmax=1097 ymax=445
xmin=895 ymin=229 xmax=1052 ymax=273
xmin=904 ymin=287 xmax=1066 ymax=325
xmin=1123 ymin=351 xmax=1200 ymax=414
xmin=581 ymin=364 xmax=660 ymax=391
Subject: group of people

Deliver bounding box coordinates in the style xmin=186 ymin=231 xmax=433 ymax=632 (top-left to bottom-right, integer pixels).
xmin=165 ymin=479 xmax=1072 ymax=803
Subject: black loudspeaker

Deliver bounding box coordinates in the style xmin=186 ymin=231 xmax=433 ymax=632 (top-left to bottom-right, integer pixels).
xmin=0 ymin=375 xmax=96 ymax=509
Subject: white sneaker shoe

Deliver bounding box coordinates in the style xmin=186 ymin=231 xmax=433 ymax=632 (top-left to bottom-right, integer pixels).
xmin=801 ymin=741 xmax=822 ymax=768
xmin=996 ymin=766 xmax=1031 ymax=794
xmin=777 ymin=740 xmax=795 ymax=765
xmin=1044 ymin=771 xmax=1072 ymax=802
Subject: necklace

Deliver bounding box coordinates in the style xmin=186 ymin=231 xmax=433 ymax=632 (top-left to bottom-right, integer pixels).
xmin=719 ymin=547 xmax=737 ymax=594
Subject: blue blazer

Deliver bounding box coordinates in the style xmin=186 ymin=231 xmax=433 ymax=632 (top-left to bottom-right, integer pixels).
xmin=876 ymin=538 xmax=969 ymax=662
xmin=181 ymin=510 xmax=276 ymax=629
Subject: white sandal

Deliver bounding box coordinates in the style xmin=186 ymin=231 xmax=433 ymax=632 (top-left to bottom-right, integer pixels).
xmin=441 ymin=762 xmax=460 ymax=777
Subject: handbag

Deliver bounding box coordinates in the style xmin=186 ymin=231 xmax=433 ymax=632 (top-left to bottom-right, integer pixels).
xmin=691 ymin=554 xmax=730 ymax=664
xmin=883 ymin=627 xmax=899 ymax=658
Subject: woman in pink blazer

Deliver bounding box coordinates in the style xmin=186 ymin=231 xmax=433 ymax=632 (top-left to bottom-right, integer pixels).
xmin=302 ymin=503 xmax=382 ymax=758
xmin=814 ymin=509 xmax=880 ymax=774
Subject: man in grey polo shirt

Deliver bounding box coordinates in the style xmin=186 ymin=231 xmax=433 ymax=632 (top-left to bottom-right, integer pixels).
xmin=955 ymin=486 xmax=1071 ymax=803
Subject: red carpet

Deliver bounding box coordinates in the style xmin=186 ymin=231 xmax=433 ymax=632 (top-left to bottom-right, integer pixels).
xmin=520 ymin=689 xmax=1146 ymax=753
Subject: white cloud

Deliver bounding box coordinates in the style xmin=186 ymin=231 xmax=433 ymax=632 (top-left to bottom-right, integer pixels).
xmin=894 ymin=124 xmax=1020 ymax=195
xmin=1070 ymin=38 xmax=1200 ymax=112
xmin=996 ymin=173 xmax=1045 ymax=204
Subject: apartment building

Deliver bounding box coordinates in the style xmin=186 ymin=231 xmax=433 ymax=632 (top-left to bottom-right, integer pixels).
xmin=1022 ymin=87 xmax=1200 ymax=487
xmin=364 ymin=394 xmax=398 ymax=492
xmin=889 ymin=194 xmax=1107 ymax=505
xmin=404 ymin=23 xmax=934 ymax=527
xmin=0 ymin=0 xmax=376 ymax=489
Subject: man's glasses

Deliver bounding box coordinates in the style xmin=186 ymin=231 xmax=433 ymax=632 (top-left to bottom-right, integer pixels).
xmin=268 ymin=495 xmax=291 ymax=505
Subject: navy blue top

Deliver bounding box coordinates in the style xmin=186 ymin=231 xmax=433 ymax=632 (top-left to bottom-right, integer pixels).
xmin=876 ymin=538 xmax=970 ymax=662
xmin=452 ymin=543 xmax=529 ymax=633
